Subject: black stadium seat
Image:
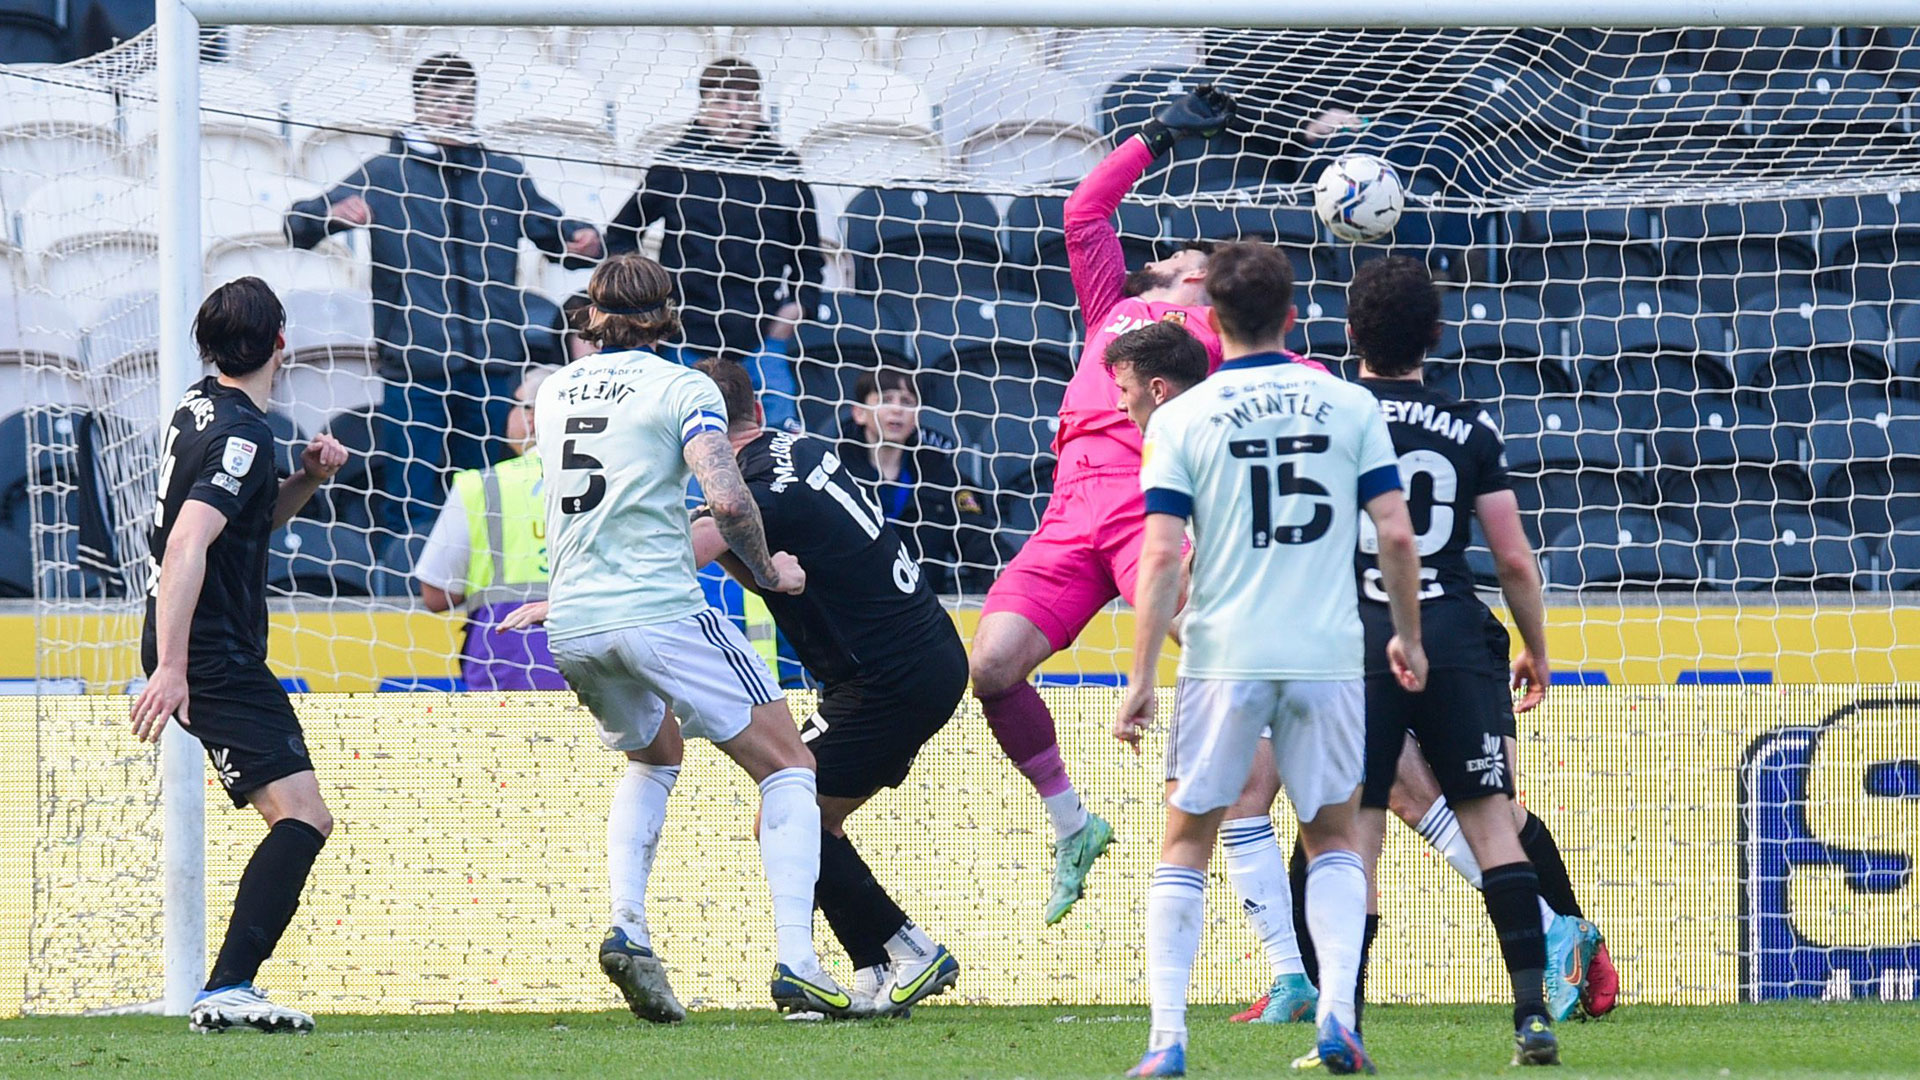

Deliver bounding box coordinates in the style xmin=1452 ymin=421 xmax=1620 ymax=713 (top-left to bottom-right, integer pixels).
xmin=268 ymin=519 xmax=375 ymax=598
xmin=1714 ymin=509 xmax=1869 ymax=591
xmin=842 ymin=186 xmax=1004 ymax=298
xmin=1569 ymin=287 xmax=1731 ymax=434
xmin=1882 ymin=521 xmax=1920 ymax=591
xmin=1805 ymin=400 xmax=1920 ymax=539
xmin=1650 ymin=395 xmax=1812 ymax=541
xmin=1662 ymin=200 xmax=1818 ymax=313
xmin=792 ymin=293 xmax=916 ymax=436
xmin=1542 ymin=508 xmax=1703 ymax=591
xmin=1498 ymin=397 xmax=1646 ymax=548
xmin=1815 ymin=191 xmax=1920 ymax=307
xmin=1729 ymin=290 xmax=1891 ymax=429
xmin=1504 ymin=206 xmax=1663 ymax=317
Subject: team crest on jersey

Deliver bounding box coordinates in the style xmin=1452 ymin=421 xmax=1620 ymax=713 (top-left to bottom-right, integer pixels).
xmin=222 ymin=437 xmax=257 ymax=477
xmin=956 ymin=489 xmax=983 ymax=515
xmin=1160 ymin=310 xmax=1188 ymax=327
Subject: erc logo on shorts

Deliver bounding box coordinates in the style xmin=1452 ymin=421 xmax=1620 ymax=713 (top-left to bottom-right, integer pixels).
xmin=1740 ymin=698 xmax=1920 ymax=1001
xmin=1466 ymin=732 xmax=1506 ymax=790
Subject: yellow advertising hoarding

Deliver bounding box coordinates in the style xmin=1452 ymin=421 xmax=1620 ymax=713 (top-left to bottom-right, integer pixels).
xmin=7 ymin=687 xmax=1917 ymax=1016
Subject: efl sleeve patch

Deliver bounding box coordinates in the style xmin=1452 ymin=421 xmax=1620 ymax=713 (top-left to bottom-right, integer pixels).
xmin=222 ymin=436 xmax=258 ymax=477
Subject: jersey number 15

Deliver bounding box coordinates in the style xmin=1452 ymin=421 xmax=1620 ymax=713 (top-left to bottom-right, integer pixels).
xmin=1236 ymin=434 xmax=1332 ymax=548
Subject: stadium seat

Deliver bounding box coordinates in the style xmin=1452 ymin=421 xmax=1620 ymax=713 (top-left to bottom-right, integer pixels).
xmin=1729 ymin=290 xmax=1891 ymax=428
xmin=945 ymin=351 xmax=1066 ymax=499
xmin=268 ymin=518 xmax=375 ymax=598
xmin=1498 ymin=396 xmax=1646 ymax=548
xmin=289 ymin=63 xmax=413 ymax=183
xmin=1741 ymin=72 xmax=1910 ymax=162
xmin=1504 ymin=206 xmax=1663 ymax=316
xmin=235 ymin=25 xmax=401 ymax=93
xmin=79 ymin=290 xmax=154 ymax=372
xmin=1048 ymin=28 xmax=1208 ymax=90
xmin=0 ymin=506 xmax=32 ymax=598
xmin=1805 ymin=399 xmax=1920 ymax=539
xmin=1854 ymin=27 xmax=1920 ymax=76
xmin=942 ymin=61 xmax=1105 ymax=185
xmin=16 ymin=175 xmax=157 ymax=322
xmin=1568 ymin=286 xmax=1731 ymax=434
xmin=562 ymin=26 xmax=713 ymax=97
xmin=1650 ymin=395 xmax=1811 ymax=541
xmin=124 ymin=65 xmax=289 ymax=182
xmin=796 ymin=132 xmax=952 ymax=248
xmin=841 ymin=186 xmax=1003 ymax=297
xmin=1541 ymin=508 xmax=1702 ymax=592
xmin=1662 ymin=200 xmax=1819 ymax=313
xmin=1679 ymin=28 xmax=1843 ymax=84
xmin=894 ymin=27 xmax=1048 ymax=104
xmin=1161 ymin=201 xmax=1323 ymax=287
xmin=1291 ymin=283 xmax=1351 ymax=364
xmin=1431 ymin=289 xmax=1568 ymax=398
xmin=1881 ymin=520 xmax=1920 ymax=591
xmin=0 ymin=65 xmax=121 ymax=218
xmin=1893 ymin=304 xmax=1920 ymax=398
xmin=0 ymin=292 xmax=81 ymax=371
xmin=1582 ymin=71 xmax=1747 ymax=176
xmin=1815 ymin=191 xmax=1920 ymax=307
xmin=776 ymin=60 xmax=933 ymax=149
xmin=1464 ymin=517 xmax=1501 ymax=590
xmin=320 ymin=404 xmax=382 ymax=529
xmin=729 ymin=25 xmax=875 ymax=77
xmin=403 ymin=27 xmax=553 ymax=74
xmin=477 ymin=64 xmax=609 ymax=143
xmin=791 ymin=293 xmax=915 ymax=435
xmin=1000 ymin=193 xmax=1161 ymax=320
xmin=1713 ymin=509 xmax=1870 ymax=590
xmin=884 ymin=289 xmax=1076 ymax=395
xmin=368 ymin=531 xmax=426 ymax=599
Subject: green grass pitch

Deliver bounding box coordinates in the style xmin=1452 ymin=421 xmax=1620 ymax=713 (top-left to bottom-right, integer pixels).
xmin=5 ymin=1003 xmax=1919 ymax=1079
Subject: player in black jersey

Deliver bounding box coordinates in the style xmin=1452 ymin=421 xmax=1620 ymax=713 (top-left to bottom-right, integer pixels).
xmin=129 ymin=277 xmax=347 ymax=1034
xmin=1346 ymin=256 xmax=1580 ymax=1065
xmin=691 ymin=359 xmax=964 ymax=1016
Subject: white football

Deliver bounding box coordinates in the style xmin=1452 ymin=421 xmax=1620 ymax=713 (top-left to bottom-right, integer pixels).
xmin=1313 ymin=154 xmax=1405 ymax=243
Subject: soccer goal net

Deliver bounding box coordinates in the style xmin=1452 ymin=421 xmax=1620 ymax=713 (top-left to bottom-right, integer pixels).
xmin=4 ymin=16 xmax=1919 ymax=1015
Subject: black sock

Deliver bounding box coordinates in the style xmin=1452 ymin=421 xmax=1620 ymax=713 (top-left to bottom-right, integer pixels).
xmin=1519 ymin=812 xmax=1584 ymax=919
xmin=1354 ymin=913 xmax=1379 ymax=1035
xmin=1481 ymin=861 xmax=1549 ymax=1027
xmin=205 ymin=818 xmax=326 ymax=991
xmin=815 ymin=830 xmax=906 ymax=970
xmin=1288 ymin=838 xmax=1318 ymax=986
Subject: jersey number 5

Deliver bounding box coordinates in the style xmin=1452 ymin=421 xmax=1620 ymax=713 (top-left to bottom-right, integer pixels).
xmin=1236 ymin=434 xmax=1331 ymax=548
xmin=559 ymin=416 xmax=607 ymax=514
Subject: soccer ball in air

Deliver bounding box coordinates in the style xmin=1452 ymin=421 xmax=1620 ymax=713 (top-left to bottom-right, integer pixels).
xmin=1313 ymin=154 xmax=1405 ymax=243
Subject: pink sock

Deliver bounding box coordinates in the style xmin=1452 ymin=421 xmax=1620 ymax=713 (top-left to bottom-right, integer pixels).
xmin=980 ymin=683 xmax=1073 ymax=796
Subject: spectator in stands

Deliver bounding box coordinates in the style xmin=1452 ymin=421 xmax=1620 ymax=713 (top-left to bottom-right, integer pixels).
xmin=413 ymin=365 xmax=565 ymax=692
xmin=839 ymin=369 xmax=1000 ymax=594
xmin=285 ymin=53 xmax=603 ymax=539
xmin=605 ymin=57 xmax=823 ymax=364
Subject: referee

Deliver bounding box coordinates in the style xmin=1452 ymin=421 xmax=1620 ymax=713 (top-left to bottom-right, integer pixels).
xmin=130 ymin=277 xmax=347 ymax=1034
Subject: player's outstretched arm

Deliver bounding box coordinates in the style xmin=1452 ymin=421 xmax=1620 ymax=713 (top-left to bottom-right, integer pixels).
xmin=1064 ymin=85 xmax=1237 ymax=326
xmin=130 ymin=501 xmax=227 ymax=742
xmin=1478 ymin=489 xmax=1551 ymax=712
xmin=1363 ymin=489 xmax=1428 ymax=692
xmin=272 ymin=433 xmax=348 ymax=529
xmin=683 ymin=430 xmax=803 ymax=595
xmin=1114 ymin=512 xmax=1186 ymax=752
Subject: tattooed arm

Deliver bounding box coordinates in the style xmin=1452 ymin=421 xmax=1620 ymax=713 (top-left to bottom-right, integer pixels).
xmin=682 ymin=430 xmax=805 ymax=594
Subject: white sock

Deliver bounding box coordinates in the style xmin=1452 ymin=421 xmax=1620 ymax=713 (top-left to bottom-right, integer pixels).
xmin=1146 ymin=863 xmax=1206 ymax=1051
xmin=1539 ymin=895 xmax=1560 ymax=934
xmin=883 ymin=919 xmax=938 ymax=970
xmin=1042 ymin=788 xmax=1089 ymax=840
xmin=1305 ymin=849 xmax=1368 ymax=1030
xmin=1415 ymin=798 xmax=1484 ymax=889
xmin=757 ymin=766 xmax=823 ymax=973
xmin=1221 ymin=817 xmax=1306 ymax=978
xmin=607 ymin=762 xmax=678 ymax=946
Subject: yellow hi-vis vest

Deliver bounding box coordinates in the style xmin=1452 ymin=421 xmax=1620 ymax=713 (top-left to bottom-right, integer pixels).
xmin=741 ymin=587 xmax=778 ymax=673
xmin=452 ymin=452 xmax=549 ymax=608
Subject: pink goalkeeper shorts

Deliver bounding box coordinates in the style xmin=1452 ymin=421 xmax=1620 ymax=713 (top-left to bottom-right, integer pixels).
xmin=981 ymin=463 xmax=1147 ymax=653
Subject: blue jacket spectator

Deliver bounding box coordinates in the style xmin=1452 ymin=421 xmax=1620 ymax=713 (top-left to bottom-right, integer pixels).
xmin=284 ymin=53 xmax=602 ymax=538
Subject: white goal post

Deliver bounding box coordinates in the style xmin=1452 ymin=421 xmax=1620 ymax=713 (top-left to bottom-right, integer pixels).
xmin=124 ymin=0 xmax=1920 ymax=1016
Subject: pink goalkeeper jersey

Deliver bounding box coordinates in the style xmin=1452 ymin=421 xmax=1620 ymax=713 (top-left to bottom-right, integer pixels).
xmin=1054 ymin=137 xmax=1322 ymax=476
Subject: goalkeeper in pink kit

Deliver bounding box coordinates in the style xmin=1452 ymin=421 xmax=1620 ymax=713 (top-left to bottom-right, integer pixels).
xmin=972 ymin=85 xmax=1324 ymax=922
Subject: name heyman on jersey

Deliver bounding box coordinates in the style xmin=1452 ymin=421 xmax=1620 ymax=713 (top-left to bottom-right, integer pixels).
xmin=1375 ymin=397 xmax=1489 ymax=446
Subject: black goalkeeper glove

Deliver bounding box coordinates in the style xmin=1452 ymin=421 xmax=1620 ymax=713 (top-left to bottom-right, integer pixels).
xmin=1140 ymin=84 xmax=1237 ymax=157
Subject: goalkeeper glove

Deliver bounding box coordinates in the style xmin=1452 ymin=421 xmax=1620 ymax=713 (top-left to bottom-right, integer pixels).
xmin=1140 ymin=84 xmax=1237 ymax=156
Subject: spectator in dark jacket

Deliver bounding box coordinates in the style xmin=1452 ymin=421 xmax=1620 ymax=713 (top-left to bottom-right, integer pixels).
xmin=285 ymin=53 xmax=603 ymax=538
xmin=838 ymin=369 xmax=1000 ymax=595
xmin=605 ymin=58 xmax=822 ymax=363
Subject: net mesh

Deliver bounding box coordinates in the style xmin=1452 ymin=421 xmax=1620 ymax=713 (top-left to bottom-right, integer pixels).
xmin=4 ymin=24 xmax=1920 ymax=1013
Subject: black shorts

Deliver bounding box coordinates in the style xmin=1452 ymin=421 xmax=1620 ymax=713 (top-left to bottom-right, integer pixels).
xmin=1361 ymin=667 xmax=1516 ymax=809
xmin=801 ymin=632 xmax=968 ymax=800
xmin=180 ymin=661 xmax=314 ymax=808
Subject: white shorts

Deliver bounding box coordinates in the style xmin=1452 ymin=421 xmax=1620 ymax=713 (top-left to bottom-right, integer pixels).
xmin=550 ymin=609 xmax=781 ymax=751
xmin=1165 ymin=677 xmax=1364 ymax=819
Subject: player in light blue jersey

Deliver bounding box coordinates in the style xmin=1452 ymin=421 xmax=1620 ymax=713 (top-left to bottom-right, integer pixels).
xmin=534 ymin=254 xmax=861 ymax=1021
xmin=1115 ymin=243 xmax=1428 ymax=1077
